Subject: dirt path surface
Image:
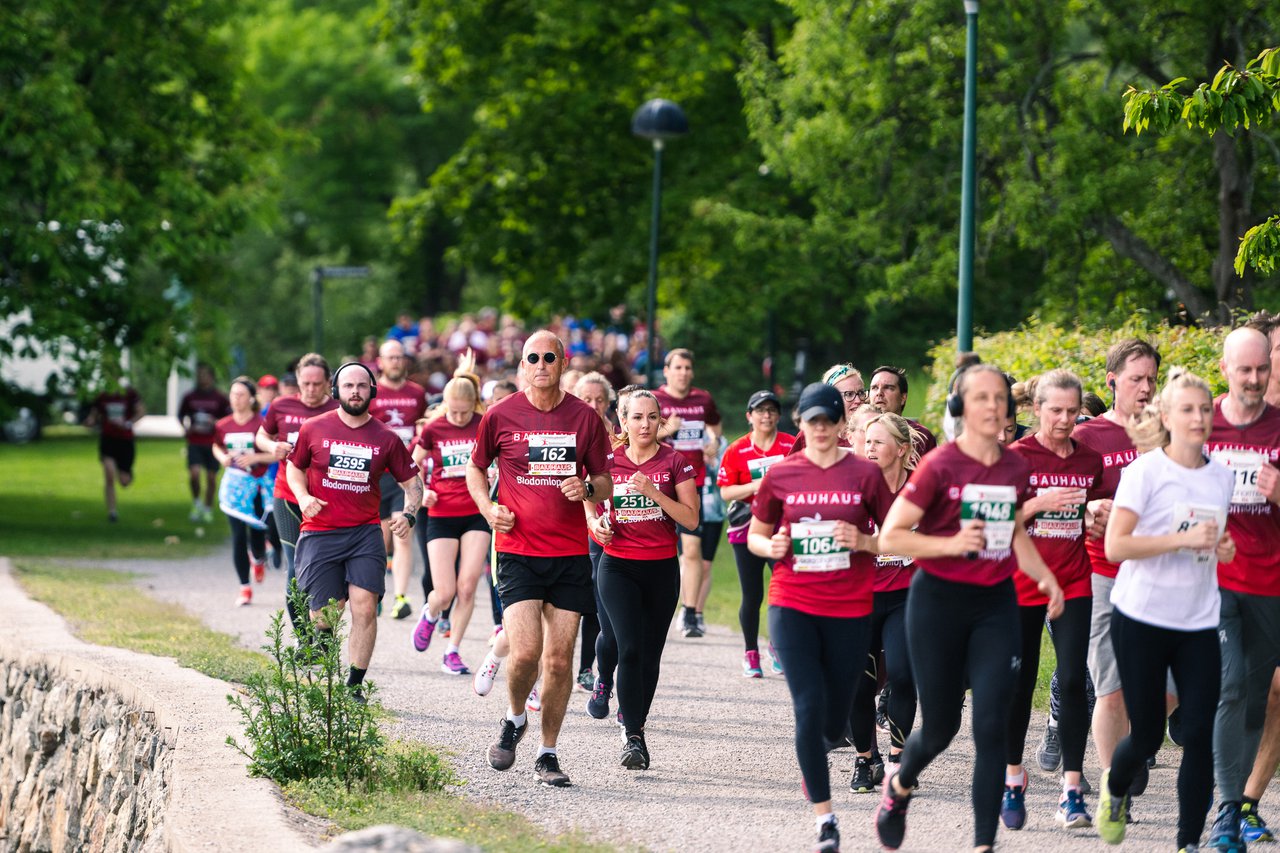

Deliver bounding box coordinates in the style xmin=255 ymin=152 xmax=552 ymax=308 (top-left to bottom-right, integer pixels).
xmin=118 ymin=547 xmax=1179 ymax=852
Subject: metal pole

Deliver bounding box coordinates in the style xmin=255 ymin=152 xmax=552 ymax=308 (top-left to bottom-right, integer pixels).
xmin=956 ymin=1 xmax=978 ymax=353
xmin=645 ymin=140 xmax=665 ymax=387
xmin=312 ymin=268 xmax=324 ymax=354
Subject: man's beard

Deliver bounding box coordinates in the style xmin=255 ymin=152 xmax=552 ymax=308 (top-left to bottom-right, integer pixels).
xmin=341 ymin=398 xmax=370 ymax=417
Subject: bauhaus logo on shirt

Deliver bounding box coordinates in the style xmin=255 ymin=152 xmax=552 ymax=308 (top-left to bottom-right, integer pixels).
xmin=783 ymin=491 xmax=861 ymax=506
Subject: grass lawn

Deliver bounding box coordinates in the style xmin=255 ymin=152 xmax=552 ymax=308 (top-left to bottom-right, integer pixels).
xmin=0 ymin=432 xmax=229 ymax=559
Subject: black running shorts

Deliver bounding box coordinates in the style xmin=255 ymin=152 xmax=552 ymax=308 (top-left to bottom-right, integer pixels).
xmin=495 ymin=553 xmax=595 ymax=615
xmin=295 ymin=524 xmax=386 ymax=612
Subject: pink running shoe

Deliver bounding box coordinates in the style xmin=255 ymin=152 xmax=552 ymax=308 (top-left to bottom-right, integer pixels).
xmin=742 ymin=650 xmax=763 ymax=678
xmin=527 ymin=685 xmax=542 ymax=712
xmin=412 ymin=609 xmax=437 ymax=653
xmin=474 ymin=653 xmax=502 ymax=696
xmin=441 ymin=650 xmax=470 ymax=675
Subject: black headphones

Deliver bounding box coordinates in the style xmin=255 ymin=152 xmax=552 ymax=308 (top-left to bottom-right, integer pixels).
xmin=330 ymin=362 xmax=379 ymax=400
xmin=946 ymin=367 xmax=1016 ymax=419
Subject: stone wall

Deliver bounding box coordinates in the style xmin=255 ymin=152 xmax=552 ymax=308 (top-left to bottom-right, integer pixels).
xmin=0 ymin=659 xmax=170 ymax=853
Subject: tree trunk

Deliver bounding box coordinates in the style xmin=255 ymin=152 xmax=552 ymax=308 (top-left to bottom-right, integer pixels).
xmin=1211 ymin=131 xmax=1253 ymax=320
xmin=1094 ymin=216 xmax=1212 ymax=320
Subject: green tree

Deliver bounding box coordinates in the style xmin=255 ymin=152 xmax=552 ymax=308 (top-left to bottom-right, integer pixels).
xmin=0 ymin=0 xmax=273 ymax=378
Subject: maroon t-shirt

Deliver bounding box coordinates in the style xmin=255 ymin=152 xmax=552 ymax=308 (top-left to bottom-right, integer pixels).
xmin=598 ymin=445 xmax=696 ymax=560
xmin=900 ymin=442 xmax=1034 ymax=587
xmin=652 ymin=385 xmax=722 ymax=487
xmin=288 ymin=411 xmax=417 ymax=532
xmin=92 ymin=390 xmax=141 ymax=440
xmin=786 ymin=431 xmax=853 ymax=456
xmin=1009 ymin=434 xmax=1104 ymax=606
xmin=907 ymin=418 xmax=938 ymax=457
xmin=414 ymin=413 xmax=482 ymax=518
xmin=753 ymin=452 xmax=894 ymax=618
xmin=370 ymin=380 xmax=428 ymax=448
xmin=179 ymin=388 xmax=231 ymax=446
xmin=1206 ymin=398 xmax=1280 ymax=596
xmin=471 ymin=391 xmax=613 ymax=557
xmin=261 ymin=396 xmax=340 ymax=501
xmin=1072 ymin=415 xmax=1139 ymax=579
xmin=215 ymin=413 xmax=268 ymax=478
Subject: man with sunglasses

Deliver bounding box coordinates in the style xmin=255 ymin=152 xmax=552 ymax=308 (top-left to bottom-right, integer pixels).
xmin=652 ymin=348 xmax=723 ymax=638
xmin=467 ymin=330 xmax=614 ymax=787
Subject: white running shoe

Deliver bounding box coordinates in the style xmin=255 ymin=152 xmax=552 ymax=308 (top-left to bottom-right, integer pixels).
xmin=527 ymin=684 xmax=542 ymax=712
xmin=473 ymin=652 xmax=502 ymax=696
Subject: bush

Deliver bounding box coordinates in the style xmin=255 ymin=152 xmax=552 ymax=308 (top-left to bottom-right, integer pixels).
xmin=920 ymin=316 xmax=1228 ymax=434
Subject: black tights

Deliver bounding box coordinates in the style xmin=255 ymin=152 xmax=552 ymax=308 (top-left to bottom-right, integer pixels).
xmin=898 ymin=572 xmax=1019 ymax=849
xmin=1006 ymin=596 xmax=1091 ymax=772
xmin=851 ymin=587 xmax=916 ymax=755
xmin=732 ymin=542 xmax=772 ymax=652
xmin=593 ymin=544 xmax=619 ymax=686
xmin=580 ymin=540 xmax=603 ymax=672
xmin=597 ymin=554 xmax=680 ymax=735
xmin=1108 ymin=610 xmax=1220 ymax=850
xmin=228 ymin=516 xmax=266 ymax=585
xmin=770 ymin=604 xmax=869 ymax=804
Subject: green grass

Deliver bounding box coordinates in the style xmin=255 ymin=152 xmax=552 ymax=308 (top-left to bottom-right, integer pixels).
xmin=285 ymin=780 xmax=622 ymax=852
xmin=13 ymin=560 xmax=268 ymax=684
xmin=0 ymin=433 xmax=229 ymax=558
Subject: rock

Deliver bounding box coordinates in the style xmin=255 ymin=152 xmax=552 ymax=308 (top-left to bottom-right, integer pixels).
xmin=321 ymin=825 xmax=482 ymax=853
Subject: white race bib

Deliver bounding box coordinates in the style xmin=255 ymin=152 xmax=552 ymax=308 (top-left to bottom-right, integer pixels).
xmin=672 ymin=420 xmax=706 ymax=452
xmin=224 ymin=431 xmax=256 ymax=456
xmin=791 ymin=520 xmax=850 ymax=571
xmin=439 ymin=439 xmax=475 ymax=479
xmin=327 ymin=442 xmax=373 ymax=484
xmin=1210 ymin=449 xmax=1266 ymax=506
xmin=748 ymin=454 xmax=783 ymax=481
xmin=1030 ymin=487 xmax=1084 ymax=539
xmin=961 ymin=484 xmax=1017 ymax=553
xmin=612 ymin=482 xmax=662 ymax=523
xmin=527 ymin=433 xmax=577 ymax=477
xmin=1173 ymin=501 xmax=1228 ymax=566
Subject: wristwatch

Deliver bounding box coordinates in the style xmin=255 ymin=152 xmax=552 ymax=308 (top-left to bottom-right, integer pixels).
xmin=584 ymin=480 xmax=596 ymax=500
xmin=402 ymin=512 xmax=416 ymax=528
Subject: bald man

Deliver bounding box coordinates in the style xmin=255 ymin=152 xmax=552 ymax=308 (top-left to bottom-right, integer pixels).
xmin=1204 ymin=326 xmax=1280 ymax=847
xmin=466 ymin=330 xmax=614 ymax=787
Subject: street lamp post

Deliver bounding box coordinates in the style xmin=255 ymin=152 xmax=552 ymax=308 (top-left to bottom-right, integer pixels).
xmin=631 ymin=98 xmax=689 ymax=387
xmin=956 ymin=0 xmax=979 ymax=354
xmin=311 ymin=265 xmax=371 ymax=353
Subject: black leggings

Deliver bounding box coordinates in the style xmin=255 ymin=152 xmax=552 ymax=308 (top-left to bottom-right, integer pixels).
xmin=1108 ymin=609 xmax=1219 ymax=850
xmin=733 ymin=542 xmax=772 ymax=652
xmin=228 ymin=516 xmax=266 ymax=586
xmin=597 ymin=554 xmax=680 ymax=735
xmin=851 ymin=587 xmax=916 ymax=754
xmin=593 ymin=544 xmax=619 ymax=687
xmin=1006 ymin=596 xmax=1091 ymax=772
xmin=898 ymin=572 xmax=1019 ymax=849
xmin=580 ymin=540 xmax=603 ymax=672
xmin=769 ymin=604 xmax=870 ymax=804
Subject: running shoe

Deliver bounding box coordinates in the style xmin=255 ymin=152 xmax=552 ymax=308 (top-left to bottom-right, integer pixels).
xmin=439 ymin=617 xmax=452 ymax=637
xmin=252 ymin=561 xmax=266 ymax=583
xmin=526 ymin=685 xmax=541 ymax=712
xmin=815 ymin=818 xmax=839 ymax=853
xmin=766 ymin=643 xmax=784 ymax=675
xmin=875 ymin=771 xmax=913 ymax=850
xmin=587 ymin=681 xmax=611 ymax=719
xmin=1128 ymin=759 xmax=1149 ymax=796
xmin=200 ymin=505 xmax=214 ymax=523
xmin=1037 ymin=721 xmax=1063 ymax=772
xmin=391 ymin=595 xmax=411 ymax=620
xmin=412 ymin=608 xmax=437 ymax=652
xmin=1208 ymin=801 xmax=1244 ymax=851
xmin=576 ymin=667 xmax=594 ymax=692
xmin=681 ymin=610 xmax=702 ymax=638
xmin=1167 ymin=705 xmax=1185 ymax=747
xmin=1241 ymin=801 xmax=1274 ymax=843
xmin=1001 ymin=775 xmax=1028 ymax=830
xmin=534 ymin=752 xmax=571 ymax=787
xmin=236 ymin=587 xmax=252 ymax=607
xmin=488 ymin=717 xmax=526 ymax=770
xmin=473 ymin=653 xmax=501 ymax=696
xmin=441 ymin=651 xmax=470 ymax=675
xmin=350 ymin=686 xmax=366 ymax=706
xmin=1056 ymin=787 xmax=1092 ymax=828
xmin=850 ymin=756 xmax=878 ymax=794
xmin=743 ymin=650 xmax=763 ymax=678
xmin=869 ymin=752 xmax=886 ymax=785
xmin=696 ymin=612 xmax=707 ymax=634
xmin=876 ymin=684 xmax=892 ymax=733
xmin=189 ymin=501 xmax=203 ymax=523
xmin=1096 ymin=768 xmax=1129 ymax=845
xmin=1179 ymin=845 xmax=1201 ymax=852
xmin=621 ymin=735 xmax=648 ymax=770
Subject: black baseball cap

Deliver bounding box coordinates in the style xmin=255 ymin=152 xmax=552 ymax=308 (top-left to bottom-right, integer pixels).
xmin=747 ymin=390 xmax=781 ymax=411
xmin=797 ymin=382 xmax=844 ymax=422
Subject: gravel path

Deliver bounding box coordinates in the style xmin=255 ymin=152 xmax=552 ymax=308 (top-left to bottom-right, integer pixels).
xmin=115 ymin=545 xmax=1178 ymax=852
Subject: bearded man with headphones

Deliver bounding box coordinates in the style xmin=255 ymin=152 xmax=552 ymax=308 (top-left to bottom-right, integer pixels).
xmin=285 ymin=361 xmax=423 ymax=703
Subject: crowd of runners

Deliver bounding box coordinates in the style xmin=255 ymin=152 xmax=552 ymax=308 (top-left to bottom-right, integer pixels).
xmin=83 ymin=310 xmax=1280 ymax=853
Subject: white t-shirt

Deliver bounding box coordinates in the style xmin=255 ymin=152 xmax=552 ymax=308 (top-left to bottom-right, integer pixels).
xmin=1110 ymin=447 xmax=1234 ymax=631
